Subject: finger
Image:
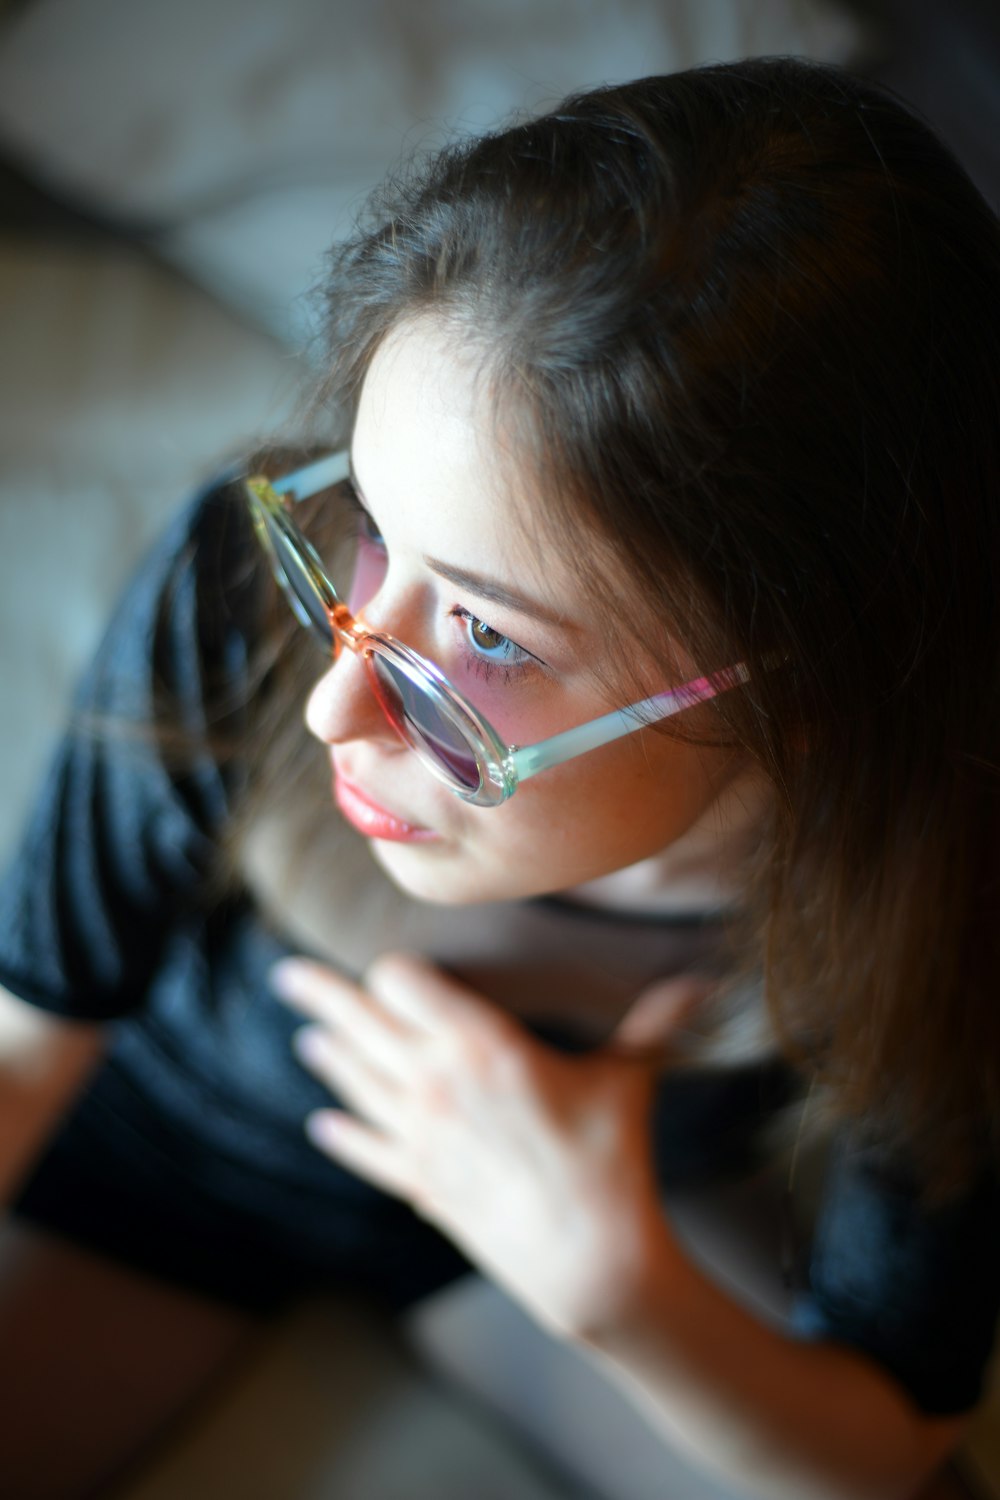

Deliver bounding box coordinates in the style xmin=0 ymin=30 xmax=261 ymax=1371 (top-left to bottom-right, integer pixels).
xmin=272 ymin=959 xmax=413 ymax=1081
xmin=270 ymin=958 xmax=363 ymax=1021
xmin=305 ymin=1110 xmax=415 ymax=1201
xmin=293 ymin=1026 xmax=405 ymax=1136
xmin=612 ymin=975 xmax=712 ymax=1058
xmin=366 ymin=951 xmax=511 ymax=1040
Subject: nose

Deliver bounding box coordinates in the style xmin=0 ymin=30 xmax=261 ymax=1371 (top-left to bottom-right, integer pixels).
xmin=305 ymin=645 xmax=397 ymax=750
xmin=307 ymin=563 xmax=430 ymax=750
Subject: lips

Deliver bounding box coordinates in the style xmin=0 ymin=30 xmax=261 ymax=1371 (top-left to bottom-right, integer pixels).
xmin=333 ymin=769 xmax=439 ymax=844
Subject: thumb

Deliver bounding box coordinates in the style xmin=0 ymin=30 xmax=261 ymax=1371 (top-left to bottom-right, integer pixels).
xmin=612 ymin=974 xmax=712 ymax=1061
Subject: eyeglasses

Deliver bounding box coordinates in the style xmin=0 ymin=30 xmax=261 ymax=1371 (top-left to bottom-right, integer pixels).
xmin=244 ymin=451 xmax=748 ymax=808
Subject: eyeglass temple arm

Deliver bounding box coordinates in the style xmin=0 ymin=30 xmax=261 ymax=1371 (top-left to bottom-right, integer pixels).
xmin=505 ymin=664 xmax=750 ymax=785
xmin=268 ymin=451 xmax=351 ymax=503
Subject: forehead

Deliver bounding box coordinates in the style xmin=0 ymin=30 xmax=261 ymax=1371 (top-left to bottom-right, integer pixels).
xmin=351 ymin=318 xmax=571 ymax=601
xmin=349 ymin=318 xmax=687 ymax=694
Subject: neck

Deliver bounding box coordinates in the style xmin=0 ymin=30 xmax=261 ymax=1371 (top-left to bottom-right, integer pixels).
xmin=560 ymin=767 xmax=772 ymax=917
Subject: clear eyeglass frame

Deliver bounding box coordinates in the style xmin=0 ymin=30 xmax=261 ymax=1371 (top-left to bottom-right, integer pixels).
xmin=244 ymin=451 xmax=749 ymax=808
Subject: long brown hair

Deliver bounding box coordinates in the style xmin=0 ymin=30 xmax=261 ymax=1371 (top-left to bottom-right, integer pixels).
xmin=235 ymin=57 xmax=1000 ymax=1195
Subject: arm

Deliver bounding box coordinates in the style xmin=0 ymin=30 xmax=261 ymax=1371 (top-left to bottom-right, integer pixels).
xmin=583 ymin=1208 xmax=969 ymax=1500
xmin=0 ymin=983 xmax=105 ymax=1203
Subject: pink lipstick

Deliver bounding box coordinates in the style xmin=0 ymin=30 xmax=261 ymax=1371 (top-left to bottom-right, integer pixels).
xmin=334 ymin=772 xmax=439 ymax=843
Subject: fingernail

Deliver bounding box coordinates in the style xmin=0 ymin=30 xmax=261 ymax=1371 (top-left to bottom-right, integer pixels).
xmin=270 ymin=959 xmax=306 ymax=1000
xmin=292 ymin=1025 xmax=327 ymax=1066
xmin=306 ymin=1110 xmax=343 ymax=1148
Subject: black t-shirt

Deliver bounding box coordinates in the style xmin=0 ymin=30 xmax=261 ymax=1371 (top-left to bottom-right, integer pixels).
xmin=0 ymin=474 xmax=997 ymax=1412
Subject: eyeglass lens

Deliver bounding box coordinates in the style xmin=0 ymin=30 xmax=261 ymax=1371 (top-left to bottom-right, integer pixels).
xmin=266 ymin=516 xmax=337 ymax=646
xmin=368 ymin=654 xmax=483 ymax=791
xmin=268 ymin=489 xmax=485 ymax=793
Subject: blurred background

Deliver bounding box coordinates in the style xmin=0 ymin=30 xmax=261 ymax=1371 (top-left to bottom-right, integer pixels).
xmin=0 ymin=0 xmax=998 ymax=866
xmin=1 ymin=4 xmax=999 ymax=1494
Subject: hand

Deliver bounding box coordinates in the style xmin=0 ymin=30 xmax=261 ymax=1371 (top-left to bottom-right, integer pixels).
xmin=271 ymin=952 xmax=705 ymax=1340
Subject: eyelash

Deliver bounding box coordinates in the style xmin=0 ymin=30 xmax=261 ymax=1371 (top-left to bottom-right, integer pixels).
xmin=448 ymin=607 xmax=538 ymax=686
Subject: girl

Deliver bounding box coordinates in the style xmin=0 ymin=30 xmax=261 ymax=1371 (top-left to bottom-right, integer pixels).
xmin=1 ymin=55 xmax=998 ymax=1500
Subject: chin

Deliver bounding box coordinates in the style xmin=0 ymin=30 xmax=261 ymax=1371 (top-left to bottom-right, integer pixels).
xmin=368 ymin=838 xmax=485 ymax=905
xmin=367 ymin=837 xmax=536 ymax=907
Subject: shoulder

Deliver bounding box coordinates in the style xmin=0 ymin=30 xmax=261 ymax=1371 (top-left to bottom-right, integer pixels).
xmin=127 ymin=464 xmax=257 ymax=644
xmin=79 ymin=464 xmax=264 ymax=729
xmin=0 ymin=463 xmax=271 ymax=1022
xmin=797 ymin=1131 xmax=1000 ymax=1415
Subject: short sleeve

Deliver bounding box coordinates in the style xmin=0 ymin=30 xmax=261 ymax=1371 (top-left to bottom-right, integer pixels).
xmin=792 ymin=1135 xmax=1000 ymax=1414
xmin=0 ymin=473 xmax=260 ymax=1021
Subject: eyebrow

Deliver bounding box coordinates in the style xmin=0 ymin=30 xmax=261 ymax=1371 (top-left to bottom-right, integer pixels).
xmin=349 ymin=456 xmax=575 ymax=634
xmin=422 ymin=557 xmax=576 ymax=633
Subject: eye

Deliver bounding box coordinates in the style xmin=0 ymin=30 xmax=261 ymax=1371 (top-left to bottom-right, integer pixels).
xmin=452 ymin=607 xmax=534 ymax=678
xmin=468 ymin=616 xmax=517 ymax=658
xmin=341 ymin=486 xmax=387 ymax=612
xmin=357 ymin=504 xmax=385 ymax=551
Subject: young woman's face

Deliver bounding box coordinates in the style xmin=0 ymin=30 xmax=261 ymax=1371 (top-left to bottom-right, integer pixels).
xmin=305 ymin=318 xmax=752 ymax=906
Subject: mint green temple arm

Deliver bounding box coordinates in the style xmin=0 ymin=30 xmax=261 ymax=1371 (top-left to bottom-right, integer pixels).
xmin=505 ymin=664 xmax=750 ymax=785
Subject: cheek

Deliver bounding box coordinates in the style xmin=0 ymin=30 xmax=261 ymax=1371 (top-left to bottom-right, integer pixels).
xmin=448 ymin=673 xmax=547 ymax=742
xmin=467 ymin=736 xmax=719 ymax=879
xmin=369 ymin=729 xmax=738 ymax=909
xmin=448 ymin=671 xmax=603 ymax=761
